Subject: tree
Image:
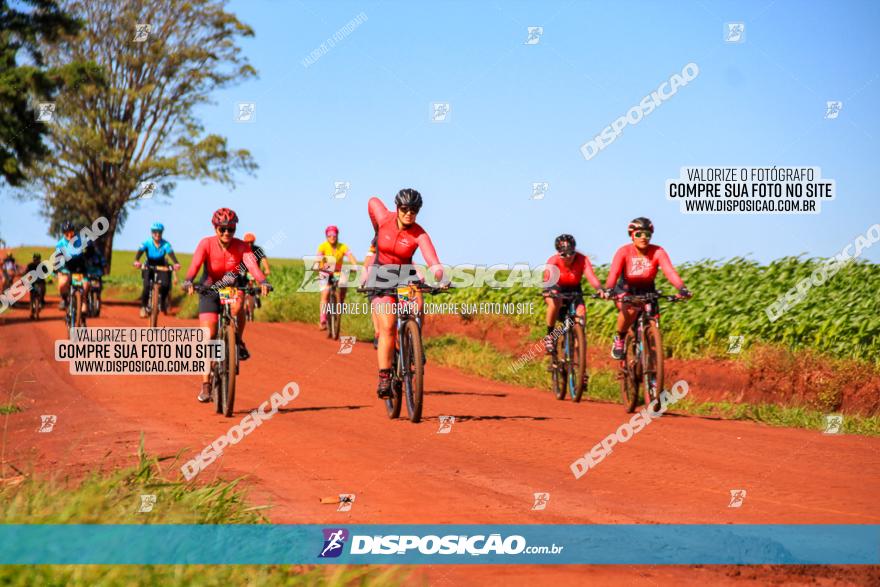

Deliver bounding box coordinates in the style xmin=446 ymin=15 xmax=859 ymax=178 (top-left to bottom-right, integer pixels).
xmin=0 ymin=0 xmax=85 ymax=187
xmin=26 ymin=0 xmax=257 ymax=270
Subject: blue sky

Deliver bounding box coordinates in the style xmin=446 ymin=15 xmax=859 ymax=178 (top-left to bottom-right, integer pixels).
xmin=4 ymin=0 xmax=879 ymax=266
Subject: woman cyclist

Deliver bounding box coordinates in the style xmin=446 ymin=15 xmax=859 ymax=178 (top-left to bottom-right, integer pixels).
xmin=314 ymin=226 xmax=357 ymax=330
xmin=133 ymin=222 xmax=181 ymax=317
xmin=604 ymin=217 xmax=691 ymax=359
xmin=55 ymin=221 xmax=90 ymax=313
xmin=365 ymin=189 xmax=444 ymax=399
xmin=541 ymin=234 xmax=603 ymax=354
xmin=181 ymin=208 xmax=269 ymax=403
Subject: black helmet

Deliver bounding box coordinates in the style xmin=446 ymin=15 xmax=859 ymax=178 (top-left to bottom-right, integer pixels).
xmin=33 ymin=252 xmax=41 ymax=260
xmin=554 ymin=234 xmax=576 ymax=253
xmin=627 ymin=217 xmax=654 ymax=235
xmin=61 ymin=221 xmax=75 ymax=232
xmin=394 ymin=188 xmax=423 ymax=212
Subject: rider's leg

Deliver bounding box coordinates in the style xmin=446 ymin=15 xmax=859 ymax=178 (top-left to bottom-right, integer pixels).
xmin=140 ymin=270 xmax=151 ymax=317
xmin=373 ymin=297 xmax=396 ymax=398
xmin=197 ymin=306 xmax=219 ymax=402
xmin=611 ymin=302 xmax=638 ymax=359
xmin=159 ymin=271 xmax=172 ymax=313
xmin=231 ymin=292 xmax=250 ymax=360
xmin=319 ymin=284 xmax=330 ymax=328
xmin=57 ymin=273 xmax=70 ymax=308
xmin=543 ymin=296 xmax=561 ymax=353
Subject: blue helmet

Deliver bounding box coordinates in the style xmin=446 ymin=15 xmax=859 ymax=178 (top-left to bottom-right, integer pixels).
xmin=151 ymin=222 xmax=164 ymax=232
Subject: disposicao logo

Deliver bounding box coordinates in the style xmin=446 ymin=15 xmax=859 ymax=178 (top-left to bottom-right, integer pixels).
xmin=319 ymin=528 xmax=349 ymax=558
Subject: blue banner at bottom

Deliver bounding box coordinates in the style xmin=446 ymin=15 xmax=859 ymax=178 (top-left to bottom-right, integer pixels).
xmin=1 ymin=525 xmax=876 ymax=565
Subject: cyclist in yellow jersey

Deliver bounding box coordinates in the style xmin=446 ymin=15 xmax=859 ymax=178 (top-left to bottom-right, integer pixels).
xmin=315 ymin=225 xmax=357 ymax=330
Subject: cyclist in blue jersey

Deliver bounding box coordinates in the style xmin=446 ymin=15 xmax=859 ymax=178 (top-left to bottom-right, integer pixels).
xmin=55 ymin=221 xmax=90 ymax=312
xmin=133 ymin=222 xmax=181 ymax=317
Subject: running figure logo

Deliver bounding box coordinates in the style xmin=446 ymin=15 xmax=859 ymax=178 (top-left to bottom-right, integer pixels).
xmin=332 ymin=181 xmax=351 ymax=199
xmin=531 ymin=492 xmax=550 ymax=510
xmin=138 ymin=494 xmax=157 ymax=512
xmin=337 ymin=494 xmax=355 ymax=512
xmin=728 ymin=489 xmax=747 ymax=508
xmin=437 ymin=415 xmax=455 ymax=434
xmin=38 ymin=415 xmax=57 ymax=433
xmin=524 ymin=26 xmax=543 ymax=45
xmin=36 ymin=103 xmax=55 ymax=122
xmin=724 ymin=22 xmax=745 ymax=43
xmin=431 ymin=102 xmax=451 ymax=123
xmin=530 ymin=182 xmax=549 ymax=200
xmin=136 ymin=181 xmax=157 ymax=200
xmin=133 ymin=23 xmax=151 ymax=42
xmin=318 ymin=528 xmax=349 ymax=558
xmin=823 ymin=414 xmax=843 ymax=434
xmin=235 ymin=102 xmax=256 ymax=123
xmin=337 ymin=336 xmax=356 ymax=355
xmin=824 ymin=101 xmax=843 ymax=119
xmin=727 ymin=335 xmax=744 ymax=354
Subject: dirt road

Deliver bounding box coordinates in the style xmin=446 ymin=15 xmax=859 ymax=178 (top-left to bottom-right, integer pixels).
xmin=2 ymin=299 xmax=878 ymax=585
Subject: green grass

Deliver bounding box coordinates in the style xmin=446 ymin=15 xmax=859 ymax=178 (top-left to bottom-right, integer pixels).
xmin=423 ymin=334 xmax=880 ymax=436
xmin=0 ymin=403 xmax=22 ymax=415
xmin=0 ymin=437 xmax=404 ymax=586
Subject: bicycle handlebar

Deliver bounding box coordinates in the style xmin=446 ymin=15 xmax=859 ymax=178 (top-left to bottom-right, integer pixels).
xmin=356 ymin=283 xmax=450 ymax=296
xmin=191 ymin=283 xmax=273 ymax=294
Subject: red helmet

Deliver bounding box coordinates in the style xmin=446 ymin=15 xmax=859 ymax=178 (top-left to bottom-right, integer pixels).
xmin=325 ymin=225 xmax=339 ymax=236
xmin=212 ymin=208 xmax=239 ymax=227
xmin=627 ymin=217 xmax=654 ymax=236
xmin=243 ymin=232 xmax=256 ymax=243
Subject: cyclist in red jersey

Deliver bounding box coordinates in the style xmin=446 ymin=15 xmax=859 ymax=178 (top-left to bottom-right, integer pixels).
xmin=181 ymin=208 xmax=269 ymax=402
xmin=603 ymin=217 xmax=691 ymax=360
xmin=541 ymin=234 xmax=603 ymax=354
xmin=365 ymin=189 xmax=444 ymax=399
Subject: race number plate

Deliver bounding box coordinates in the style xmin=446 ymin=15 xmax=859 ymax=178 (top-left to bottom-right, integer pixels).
xmin=71 ymin=273 xmax=85 ymax=286
xmin=397 ymin=285 xmax=413 ymax=303
xmin=219 ymin=287 xmax=235 ymax=305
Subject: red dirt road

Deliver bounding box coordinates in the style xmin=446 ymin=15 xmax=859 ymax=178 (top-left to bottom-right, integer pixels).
xmin=2 ymin=299 xmax=878 ymax=585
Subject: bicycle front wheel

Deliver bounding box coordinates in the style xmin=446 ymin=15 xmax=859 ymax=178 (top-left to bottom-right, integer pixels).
xmin=621 ymin=330 xmax=640 ymax=413
xmin=327 ymin=288 xmax=339 ymax=340
xmin=570 ymin=322 xmax=587 ymax=403
xmin=386 ymin=354 xmax=402 ymax=419
xmin=552 ymin=335 xmax=566 ymax=400
xmin=150 ymin=282 xmax=160 ymax=327
xmin=401 ymin=319 xmax=424 ymax=423
xmin=642 ymin=321 xmax=664 ymax=412
xmin=222 ymin=321 xmax=238 ymax=417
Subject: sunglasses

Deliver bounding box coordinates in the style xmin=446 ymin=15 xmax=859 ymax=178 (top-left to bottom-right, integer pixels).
xmin=633 ymin=231 xmax=652 ymax=239
xmin=217 ymin=225 xmax=236 ymax=234
xmin=398 ymin=206 xmax=419 ymax=215
xmin=559 ymin=251 xmax=575 ymax=258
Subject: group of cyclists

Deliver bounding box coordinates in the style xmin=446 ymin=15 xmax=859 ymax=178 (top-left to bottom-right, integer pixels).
xmin=9 ymin=187 xmax=691 ymax=410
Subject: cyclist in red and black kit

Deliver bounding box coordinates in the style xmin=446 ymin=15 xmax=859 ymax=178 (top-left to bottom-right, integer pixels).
xmin=365 ymin=189 xmax=444 ymax=399
xmin=603 ymin=217 xmax=692 ymax=360
xmin=181 ymin=208 xmax=269 ymax=403
xmin=541 ymin=234 xmax=603 ymax=353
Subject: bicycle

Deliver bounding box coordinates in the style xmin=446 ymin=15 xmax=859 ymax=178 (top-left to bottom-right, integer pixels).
xmin=29 ymin=281 xmax=46 ymax=320
xmin=243 ymin=277 xmax=261 ymax=322
xmin=545 ymin=291 xmax=592 ymax=403
xmin=141 ymin=265 xmax=172 ymax=327
xmin=358 ymin=282 xmax=448 ymax=423
xmin=610 ymin=292 xmax=684 ymax=413
xmin=321 ymin=269 xmax=341 ymax=340
xmin=193 ymin=283 xmax=271 ymax=418
xmin=86 ymin=273 xmax=103 ymax=317
xmin=65 ymin=272 xmax=88 ymax=337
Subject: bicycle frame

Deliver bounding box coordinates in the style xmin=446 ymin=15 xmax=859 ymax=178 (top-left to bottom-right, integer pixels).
xmin=547 ymin=291 xmax=588 ymax=402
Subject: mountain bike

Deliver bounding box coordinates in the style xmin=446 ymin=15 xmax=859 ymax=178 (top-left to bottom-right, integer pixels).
xmin=194 ymin=283 xmax=271 ymax=417
xmin=546 ymin=291 xmax=591 ymax=402
xmin=29 ymin=281 xmax=45 ymax=320
xmin=243 ymin=276 xmax=261 ymax=322
xmin=322 ymin=270 xmax=341 ymax=340
xmin=358 ymin=282 xmax=448 ymax=423
xmin=86 ymin=273 xmax=102 ymax=317
xmin=612 ymin=292 xmax=684 ymax=412
xmin=143 ymin=265 xmax=172 ymax=327
xmin=66 ymin=273 xmax=88 ymax=338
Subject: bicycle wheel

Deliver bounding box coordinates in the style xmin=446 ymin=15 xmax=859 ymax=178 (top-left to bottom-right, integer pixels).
xmin=386 ymin=353 xmax=402 ymax=419
xmin=621 ymin=330 xmax=640 ymax=413
xmin=642 ymin=320 xmax=665 ymax=412
xmin=74 ymin=290 xmax=86 ymax=328
xmin=212 ymin=361 xmax=223 ymax=415
xmin=245 ymin=294 xmax=255 ymax=322
xmin=552 ymin=334 xmax=566 ymax=400
xmin=93 ymin=290 xmax=101 ymax=317
xmin=327 ymin=288 xmax=339 ymax=340
xmin=222 ymin=321 xmax=238 ymax=417
xmin=401 ymin=319 xmax=424 ymax=423
xmin=150 ymin=282 xmax=160 ymax=327
xmin=570 ymin=322 xmax=587 ymax=403
xmin=30 ymin=295 xmax=37 ymax=320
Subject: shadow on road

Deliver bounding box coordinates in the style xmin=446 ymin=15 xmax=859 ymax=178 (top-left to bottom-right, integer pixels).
xmin=233 ymin=405 xmax=371 ymax=416
xmin=428 ymin=414 xmax=557 ymax=422
xmin=428 ymin=389 xmax=508 ymax=398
